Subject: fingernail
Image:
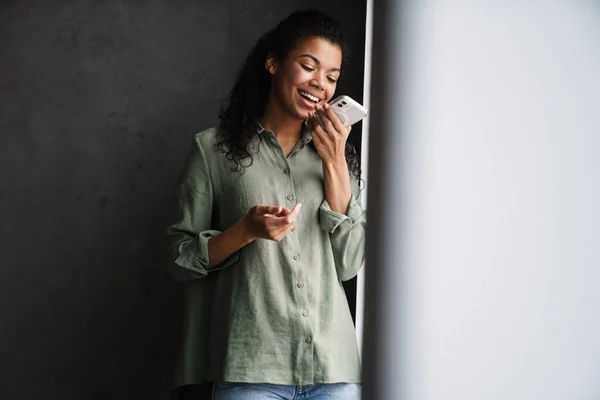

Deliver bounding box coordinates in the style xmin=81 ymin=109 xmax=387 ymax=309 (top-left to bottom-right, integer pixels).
xmin=324 ymin=103 xmax=329 ymax=109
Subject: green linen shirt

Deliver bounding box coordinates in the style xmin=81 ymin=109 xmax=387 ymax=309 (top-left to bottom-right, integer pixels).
xmin=166 ymin=124 xmax=366 ymax=390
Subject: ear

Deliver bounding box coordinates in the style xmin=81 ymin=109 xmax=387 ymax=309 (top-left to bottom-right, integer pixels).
xmin=265 ymin=54 xmax=278 ymax=75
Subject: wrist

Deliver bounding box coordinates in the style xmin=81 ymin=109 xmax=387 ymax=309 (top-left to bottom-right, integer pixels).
xmin=323 ymin=158 xmax=348 ymax=170
xmin=238 ymin=214 xmax=257 ymax=244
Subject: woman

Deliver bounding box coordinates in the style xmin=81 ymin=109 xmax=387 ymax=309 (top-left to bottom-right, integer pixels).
xmin=166 ymin=9 xmax=366 ymax=400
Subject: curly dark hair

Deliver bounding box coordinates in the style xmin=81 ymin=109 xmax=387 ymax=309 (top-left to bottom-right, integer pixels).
xmin=216 ymin=9 xmax=362 ymax=181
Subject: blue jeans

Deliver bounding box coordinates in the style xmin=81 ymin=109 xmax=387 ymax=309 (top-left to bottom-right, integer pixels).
xmin=212 ymin=382 xmax=362 ymax=400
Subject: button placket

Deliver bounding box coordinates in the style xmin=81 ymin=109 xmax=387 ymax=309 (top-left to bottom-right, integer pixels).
xmin=281 ymin=159 xmax=312 ymax=354
xmin=284 ymin=167 xmax=295 ymax=204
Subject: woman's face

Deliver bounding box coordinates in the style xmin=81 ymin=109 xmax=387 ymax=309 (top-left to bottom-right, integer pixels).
xmin=267 ymin=37 xmax=342 ymax=120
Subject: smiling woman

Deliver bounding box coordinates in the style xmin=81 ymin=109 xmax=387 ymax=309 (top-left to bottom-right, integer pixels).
xmin=216 ymin=10 xmax=362 ymax=181
xmin=266 ymin=40 xmax=342 ymax=119
xmin=166 ymin=9 xmax=366 ymax=400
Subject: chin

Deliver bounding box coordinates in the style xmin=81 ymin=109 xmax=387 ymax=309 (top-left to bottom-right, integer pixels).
xmin=298 ymin=102 xmax=319 ymax=117
xmin=291 ymin=105 xmax=312 ymax=120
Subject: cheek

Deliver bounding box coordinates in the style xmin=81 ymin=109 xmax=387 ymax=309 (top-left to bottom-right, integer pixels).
xmin=325 ymin=83 xmax=337 ymax=100
xmin=285 ymin=63 xmax=314 ymax=85
xmin=273 ymin=75 xmax=292 ymax=100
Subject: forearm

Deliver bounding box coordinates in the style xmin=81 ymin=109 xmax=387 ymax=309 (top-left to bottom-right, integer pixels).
xmin=323 ymin=160 xmax=352 ymax=214
xmin=207 ymin=217 xmax=254 ymax=268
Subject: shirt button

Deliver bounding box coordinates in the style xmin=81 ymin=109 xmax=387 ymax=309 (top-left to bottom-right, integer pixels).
xmin=286 ymin=194 xmax=294 ymax=201
xmin=302 ymin=310 xmax=309 ymax=317
xmin=283 ymin=168 xmax=290 ymax=175
xmin=305 ymin=337 xmax=312 ymax=344
xmin=293 ymin=254 xmax=300 ymax=261
xmin=297 ymin=282 xmax=304 ymax=288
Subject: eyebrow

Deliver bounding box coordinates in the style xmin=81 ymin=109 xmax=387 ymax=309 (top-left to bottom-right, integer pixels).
xmin=298 ymin=54 xmax=341 ymax=73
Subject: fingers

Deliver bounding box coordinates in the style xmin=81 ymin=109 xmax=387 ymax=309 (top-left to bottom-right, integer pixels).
xmin=312 ymin=104 xmax=345 ymax=138
xmin=275 ymin=206 xmax=291 ymax=217
xmin=308 ymin=116 xmax=326 ymax=145
xmin=252 ymin=203 xmax=302 ymax=241
xmin=254 ymin=204 xmax=297 ymax=219
xmin=308 ymin=106 xmax=343 ymax=142
xmin=267 ymin=203 xmax=302 ymax=238
xmin=309 ymin=106 xmax=326 ymax=131
xmin=322 ymin=102 xmax=348 ymax=134
xmin=254 ymin=205 xmax=283 ymax=216
xmin=285 ymin=203 xmax=302 ymax=224
xmin=274 ymin=203 xmax=301 ymax=225
xmin=312 ymin=107 xmax=334 ymax=137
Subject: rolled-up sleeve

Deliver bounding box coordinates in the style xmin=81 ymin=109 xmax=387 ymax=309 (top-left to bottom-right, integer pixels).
xmin=319 ymin=179 xmax=367 ymax=281
xmin=166 ymin=135 xmax=240 ymax=282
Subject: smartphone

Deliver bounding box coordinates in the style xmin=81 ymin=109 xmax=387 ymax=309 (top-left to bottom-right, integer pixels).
xmin=329 ymin=95 xmax=368 ymax=127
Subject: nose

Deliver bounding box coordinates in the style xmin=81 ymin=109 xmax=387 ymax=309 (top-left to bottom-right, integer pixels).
xmin=310 ymin=72 xmax=326 ymax=91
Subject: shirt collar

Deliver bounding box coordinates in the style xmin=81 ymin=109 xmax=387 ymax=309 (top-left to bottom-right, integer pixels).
xmin=300 ymin=121 xmax=313 ymax=145
xmin=254 ymin=120 xmax=312 ymax=145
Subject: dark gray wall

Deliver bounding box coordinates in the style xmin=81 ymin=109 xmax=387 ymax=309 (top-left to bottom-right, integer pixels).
xmin=0 ymin=1 xmax=366 ymax=398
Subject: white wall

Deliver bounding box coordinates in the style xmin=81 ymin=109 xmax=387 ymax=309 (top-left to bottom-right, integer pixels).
xmin=362 ymin=2 xmax=600 ymax=399
xmin=355 ymin=0 xmax=373 ymax=359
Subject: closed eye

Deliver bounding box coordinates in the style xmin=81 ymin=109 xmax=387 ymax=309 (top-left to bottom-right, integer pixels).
xmin=302 ymin=63 xmax=338 ymax=83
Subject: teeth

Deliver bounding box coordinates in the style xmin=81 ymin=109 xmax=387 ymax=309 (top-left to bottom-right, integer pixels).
xmin=299 ymin=90 xmax=319 ymax=102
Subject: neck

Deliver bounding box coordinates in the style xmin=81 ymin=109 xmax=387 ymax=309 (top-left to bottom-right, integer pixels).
xmin=259 ymin=95 xmax=304 ymax=143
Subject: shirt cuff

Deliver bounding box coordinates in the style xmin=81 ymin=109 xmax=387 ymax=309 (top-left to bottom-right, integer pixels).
xmin=319 ymin=196 xmax=365 ymax=234
xmin=174 ymin=230 xmax=240 ymax=277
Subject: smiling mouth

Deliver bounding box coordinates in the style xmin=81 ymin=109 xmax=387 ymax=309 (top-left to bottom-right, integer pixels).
xmin=298 ymin=90 xmax=320 ymax=103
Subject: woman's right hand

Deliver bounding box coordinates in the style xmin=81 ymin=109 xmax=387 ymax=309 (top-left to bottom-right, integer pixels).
xmin=243 ymin=203 xmax=302 ymax=241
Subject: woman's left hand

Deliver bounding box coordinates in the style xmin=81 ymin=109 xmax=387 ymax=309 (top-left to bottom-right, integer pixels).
xmin=307 ymin=103 xmax=352 ymax=164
